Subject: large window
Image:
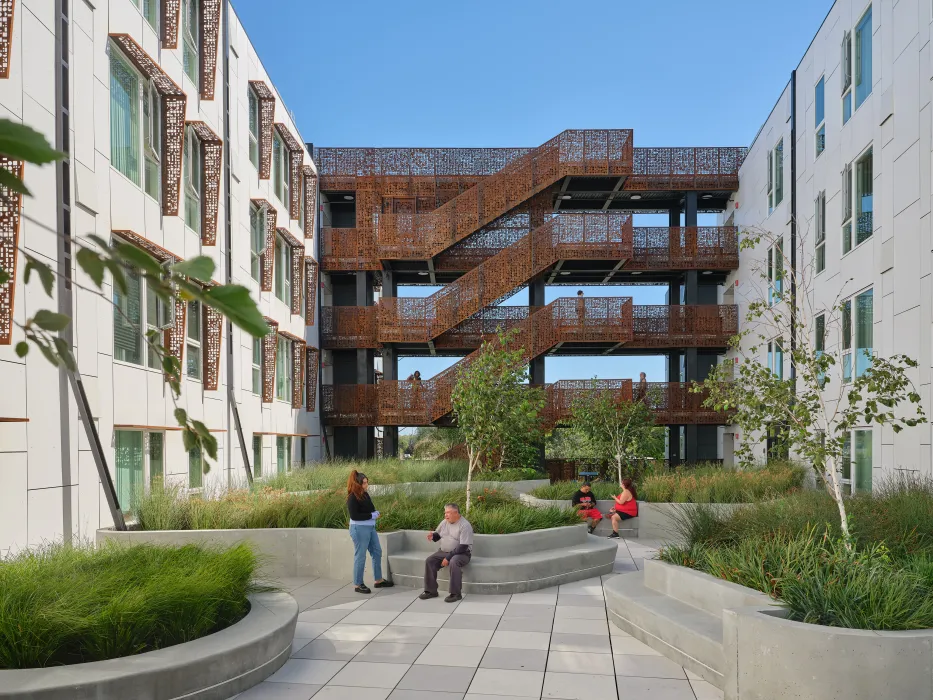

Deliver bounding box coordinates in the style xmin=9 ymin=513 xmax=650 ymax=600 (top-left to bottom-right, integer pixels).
xmin=855 ymin=147 xmax=873 ymax=247
xmin=854 ymin=7 xmax=873 ymax=110
xmin=142 ymin=80 xmax=161 ymax=201
xmin=842 ymin=161 xmax=853 ymax=254
xmin=275 ymin=336 xmax=292 ymax=402
xmin=842 ymin=429 xmax=873 ymax=493
xmin=248 ymin=89 xmax=259 ymax=169
xmin=767 ymin=139 xmax=783 ymax=213
xmin=842 ymin=30 xmax=853 ymax=124
xmin=815 ymin=312 xmax=826 ymax=386
xmin=252 ymin=337 xmax=262 ymax=394
xmin=143 ymin=0 xmax=158 ymax=31
xmin=275 ymin=234 xmax=292 ymax=303
xmin=273 ymin=133 xmax=289 ymax=206
xmin=110 ymin=51 xmax=141 ymax=185
xmin=250 ymin=202 xmax=264 ymax=282
xmin=184 ymin=127 xmax=202 ymax=234
xmin=276 ymin=436 xmax=291 ymax=474
xmin=252 ymin=435 xmax=262 ymax=478
xmin=814 ymin=76 xmax=825 ymax=157
xmin=767 ymin=238 xmax=783 ymax=306
xmin=814 ymin=191 xmax=826 ymax=273
xmin=768 ymin=339 xmax=784 ymax=380
xmin=114 ymin=263 xmax=173 ymax=367
xmin=115 ymin=429 xmax=164 ymax=514
xmin=842 ymin=288 xmax=873 ymax=382
xmin=182 ymin=0 xmax=199 ymax=85
xmin=189 ymin=445 xmax=203 ymax=489
xmin=186 ymin=300 xmax=201 ymax=380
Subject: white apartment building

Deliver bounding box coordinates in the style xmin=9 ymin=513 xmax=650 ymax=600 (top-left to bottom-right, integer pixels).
xmin=0 ymin=0 xmax=321 ymax=553
xmin=727 ymin=0 xmax=933 ymax=488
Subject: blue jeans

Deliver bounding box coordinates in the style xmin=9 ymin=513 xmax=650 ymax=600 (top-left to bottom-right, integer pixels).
xmin=349 ymin=524 xmax=382 ymax=585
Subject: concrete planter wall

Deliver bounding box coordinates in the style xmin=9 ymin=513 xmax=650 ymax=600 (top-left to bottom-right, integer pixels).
xmin=606 ymin=560 xmax=933 ymax=700
xmin=0 ymin=591 xmax=297 ymax=700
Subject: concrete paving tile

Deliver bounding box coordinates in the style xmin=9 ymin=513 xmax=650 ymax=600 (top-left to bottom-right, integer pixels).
xmin=373 ymin=626 xmax=439 ymax=644
xmin=290 ymin=639 xmax=314 ymax=657
xmin=608 ymin=622 xmax=632 ymax=637
xmin=443 ymin=614 xmax=501 ymax=630
xmin=293 ymin=622 xmax=335 ymax=640
xmin=479 ymin=647 xmax=548 ymax=672
xmin=387 ymin=691 xmax=464 ymax=700
xmin=234 ymin=681 xmax=322 ymax=699
xmin=416 ymin=644 xmax=485 ymax=667
xmin=506 ymin=593 xmax=557 ymax=605
xmin=502 ymin=604 xmax=555 ymax=618
xmin=467 ymin=668 xmax=544 ymax=697
xmin=690 ymin=679 xmax=725 ymax=700
xmin=551 ymin=617 xmax=608 ymax=636
xmin=452 ymin=602 xmax=507 ymax=616
xmin=616 ymin=676 xmax=696 ymax=699
xmin=291 ymin=639 xmax=367 ymax=661
xmin=553 ymin=606 xmax=607 ymax=621
xmin=495 ymin=616 xmax=553 ymax=633
xmin=557 ymin=579 xmax=604 ymax=597
xmin=614 ymin=654 xmax=687 ymax=679
xmin=327 ymin=661 xmax=411 ymax=688
xmin=339 ymin=609 xmax=400 ymax=626
xmin=266 ymin=659 xmax=347 ymax=686
xmin=463 ymin=594 xmax=513 ymax=603
xmin=277 ymin=577 xmax=319 ymax=592
xmin=392 ymin=611 xmax=450 ymax=627
xmin=546 ymin=651 xmax=614 ymax=675
xmin=309 ymin=598 xmax=368 ymax=611
xmin=542 ymin=671 xmax=617 ymax=699
xmin=489 ymin=630 xmax=551 ymax=651
xmin=356 ymin=597 xmax=416 ymax=612
xmin=313 ymin=688 xmax=389 ymax=700
xmin=407 ymin=596 xmax=461 ymax=613
xmin=610 ymin=636 xmax=662 ymax=655
xmin=549 ymin=633 xmax=612 ymax=654
xmin=430 ymin=627 xmax=494 ymax=647
xmin=555 ymin=594 xmax=606 ymax=608
xmin=298 ymin=609 xmax=352 ymax=624
xmin=355 ymin=642 xmax=426 ymax=664
xmin=318 ymin=624 xmax=385 ymax=642
xmin=397 ymin=665 xmax=477 ymax=692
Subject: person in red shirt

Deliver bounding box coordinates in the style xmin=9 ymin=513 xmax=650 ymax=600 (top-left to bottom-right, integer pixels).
xmin=607 ymin=478 xmax=639 ymax=539
xmin=571 ymin=482 xmax=603 ymax=534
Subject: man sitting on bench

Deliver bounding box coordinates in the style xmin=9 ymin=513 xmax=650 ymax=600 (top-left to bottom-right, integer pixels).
xmin=420 ymin=502 xmax=474 ymax=603
xmin=572 ymin=482 xmax=603 ymax=534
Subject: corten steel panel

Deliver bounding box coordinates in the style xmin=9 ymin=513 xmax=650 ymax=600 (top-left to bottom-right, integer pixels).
xmin=111 ymin=35 xmax=186 ymax=218
xmin=543 ymin=379 xmax=634 ymax=429
xmin=161 ymin=0 xmax=180 ymax=48
xmin=304 ymin=258 xmax=318 ymax=326
xmin=249 ymin=199 xmax=276 ymax=292
xmin=321 ymin=227 xmax=379 ymax=271
xmin=250 ymin=81 xmax=275 ymax=180
xmin=291 ymin=337 xmax=305 ymax=409
xmin=0 ymin=158 xmax=22 ymax=344
xmin=313 ymin=146 xmax=532 ymax=179
xmin=631 ymin=305 xmax=738 ymax=348
xmin=378 ymin=212 xmax=634 ymax=343
xmin=305 ymin=346 xmax=319 ymax=412
xmin=261 ymin=317 xmax=278 ymax=403
xmin=322 ymin=385 xmax=377 ymax=425
xmin=188 ymin=122 xmax=222 ymax=245
xmin=302 ymin=165 xmax=317 ymax=239
xmin=203 ymin=304 xmax=223 ymax=390
xmin=290 ymin=248 xmax=304 ymax=317
xmin=629 ymin=227 xmax=739 ymax=271
xmin=625 ymin=148 xmax=746 ymax=191
xmin=275 ymin=123 xmax=305 ymax=220
xmin=199 ymin=0 xmax=221 ymax=99
xmin=0 ymin=0 xmax=14 ymax=79
xmin=166 ymin=296 xmax=187 ymax=378
xmin=321 ymin=306 xmax=379 ymax=349
xmin=112 ymin=230 xmax=181 ymax=263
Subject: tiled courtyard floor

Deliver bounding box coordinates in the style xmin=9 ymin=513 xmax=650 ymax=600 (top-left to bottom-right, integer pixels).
xmin=230 ymin=538 xmax=721 ymax=700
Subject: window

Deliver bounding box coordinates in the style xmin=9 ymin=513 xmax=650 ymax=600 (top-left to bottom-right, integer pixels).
xmin=842 ymin=429 xmax=873 ymax=493
xmin=842 ymin=299 xmax=853 ymax=382
xmin=273 ymin=133 xmax=289 ymax=205
xmin=841 ymin=289 xmax=873 ymax=382
xmin=110 ymin=50 xmax=141 ymax=185
xmin=276 ymin=436 xmax=291 ymax=474
xmin=252 ymin=435 xmax=262 ymax=478
xmin=143 ymin=0 xmax=158 ymax=33
xmin=252 ymin=337 xmax=262 ymax=394
xmin=250 ymin=202 xmax=264 ymax=282
xmin=842 ymin=161 xmax=853 ymax=254
xmin=855 ymin=7 xmax=872 ymax=110
xmin=275 ymin=235 xmax=292 ymax=303
xmin=768 ymin=339 xmax=784 ymax=380
xmin=182 ymin=0 xmax=199 ymax=85
xmin=146 ymin=279 xmax=170 ymax=369
xmin=815 ymin=313 xmax=826 ymax=386
xmin=842 ymin=30 xmax=853 ymax=124
xmin=275 ymin=336 xmax=292 ymax=402
xmin=815 ymin=76 xmax=825 ymax=157
xmin=186 ymin=300 xmax=201 ymax=380
xmin=184 ymin=127 xmax=202 ymax=234
xmin=115 ymin=261 xmax=174 ymax=368
xmin=142 ymin=80 xmax=160 ymax=201
xmin=115 ymin=429 xmax=164 ymax=514
xmin=815 ymin=191 xmax=826 ymax=273
xmin=189 ymin=445 xmax=203 ymax=489
xmin=855 ymin=148 xmax=873 ymax=246
xmin=767 ymin=238 xmax=783 ymax=306
xmin=248 ymin=89 xmax=259 ymax=169
xmin=767 ymin=140 xmax=783 ymax=213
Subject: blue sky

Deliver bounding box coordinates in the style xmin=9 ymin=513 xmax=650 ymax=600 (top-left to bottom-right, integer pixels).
xmin=233 ymin=0 xmax=833 ymax=383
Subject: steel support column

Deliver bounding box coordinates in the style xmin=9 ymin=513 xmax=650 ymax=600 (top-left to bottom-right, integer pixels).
xmin=382 ymin=345 xmax=398 ymax=459
xmin=356 ymin=271 xmax=374 ymax=458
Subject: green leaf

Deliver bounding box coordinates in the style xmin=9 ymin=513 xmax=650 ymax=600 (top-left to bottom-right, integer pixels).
xmin=0 ymin=119 xmax=64 ymax=165
xmin=113 ymin=243 xmax=164 ymax=277
xmin=182 ymin=429 xmax=198 ymax=452
xmin=76 ymin=248 xmax=105 ymax=288
xmin=0 ymin=167 xmax=29 ymax=195
xmin=33 ymin=337 xmax=60 ymax=367
xmin=53 ymin=337 xmax=77 ymax=371
xmin=202 ymin=284 xmax=269 ymax=337
xmin=174 ymin=408 xmax=188 ymax=425
xmin=172 ymin=256 xmax=215 ymax=283
xmin=103 ymin=259 xmax=128 ymax=296
xmin=14 ymin=341 xmax=28 ymax=357
xmin=24 ymin=255 xmax=54 ymax=297
xmin=32 ymin=310 xmax=71 ymax=332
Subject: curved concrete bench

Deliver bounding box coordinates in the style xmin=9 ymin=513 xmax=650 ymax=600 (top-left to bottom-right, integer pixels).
xmin=606 ymin=560 xmax=933 ymax=699
xmin=0 ymin=591 xmax=297 ymax=700
xmin=386 ymin=524 xmax=617 ymax=594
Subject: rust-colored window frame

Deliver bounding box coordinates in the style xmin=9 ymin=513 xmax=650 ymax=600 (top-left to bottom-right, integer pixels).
xmin=251 ymin=199 xmax=277 ymax=293
xmin=302 ymin=165 xmax=317 ymax=239
xmin=249 ymin=81 xmax=275 ymax=180
xmin=0 ymin=157 xmax=23 ymax=345
xmin=186 ymin=121 xmax=222 ymax=245
xmin=110 ymin=35 xmax=187 ymax=219
xmin=305 ymin=345 xmax=319 ymax=412
xmin=200 ymin=284 xmax=223 ymax=390
xmin=279 ymin=329 xmax=306 ymax=409
xmin=0 ymin=0 xmax=15 ymax=80
xmin=261 ymin=316 xmax=278 ymax=403
xmin=304 ymin=257 xmax=318 ymax=326
xmin=161 ymin=0 xmax=220 ymax=100
xmin=274 ymin=123 xmax=304 ymax=220
xmin=277 ymin=227 xmax=305 ymax=316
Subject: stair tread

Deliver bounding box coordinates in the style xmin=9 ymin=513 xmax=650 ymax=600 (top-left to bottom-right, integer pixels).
xmin=389 ymin=540 xmax=616 ymax=566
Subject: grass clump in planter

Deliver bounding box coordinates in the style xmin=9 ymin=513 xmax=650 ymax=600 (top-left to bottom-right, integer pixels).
xmin=529 ymin=481 xmax=619 ymax=501
xmin=661 ymin=474 xmax=933 ymax=631
xmin=137 ymin=485 xmax=578 ymax=534
xmin=0 ymin=541 xmax=262 ymax=669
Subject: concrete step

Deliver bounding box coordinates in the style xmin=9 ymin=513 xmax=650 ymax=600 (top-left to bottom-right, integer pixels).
xmin=604 ymin=570 xmax=724 ymax=687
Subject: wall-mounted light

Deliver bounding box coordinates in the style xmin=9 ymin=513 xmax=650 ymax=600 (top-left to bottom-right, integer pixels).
xmin=560 ymin=271 xmax=571 ymax=276
xmin=630 ymin=271 xmax=642 ymax=276
xmin=343 ymin=195 xmax=354 ymax=201
xmin=418 ymin=271 xmax=429 ymax=276
xmin=560 ymin=195 xmax=572 ymax=200
xmin=630 ymin=194 xmax=642 ymax=200
xmin=701 ymin=193 xmax=713 ymax=200
xmin=702 ymin=270 xmax=713 ymax=275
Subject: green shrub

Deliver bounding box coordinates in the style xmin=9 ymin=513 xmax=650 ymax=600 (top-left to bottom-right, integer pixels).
xmin=137 ymin=485 xmax=579 ymax=534
xmin=0 ymin=542 xmax=261 ymax=669
xmin=257 ymin=458 xmax=470 ymax=493
xmin=529 ymin=482 xmax=620 ymax=501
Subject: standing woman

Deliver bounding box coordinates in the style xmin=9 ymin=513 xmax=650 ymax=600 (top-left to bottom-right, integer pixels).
xmin=347 ymin=470 xmax=393 ymax=593
xmin=607 ymin=477 xmax=639 ymax=539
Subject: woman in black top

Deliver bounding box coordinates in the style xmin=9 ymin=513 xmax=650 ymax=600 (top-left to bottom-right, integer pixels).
xmin=347 ymin=470 xmax=393 ymax=594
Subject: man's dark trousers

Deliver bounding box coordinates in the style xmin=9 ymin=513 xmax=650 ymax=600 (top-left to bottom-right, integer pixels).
xmin=424 ymin=550 xmax=471 ymax=595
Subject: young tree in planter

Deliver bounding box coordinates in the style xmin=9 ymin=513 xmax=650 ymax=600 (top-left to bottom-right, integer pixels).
xmin=570 ymin=384 xmax=660 ymax=486
xmin=696 ymin=227 xmax=926 ymax=544
xmin=451 ymin=329 xmax=545 ymax=512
